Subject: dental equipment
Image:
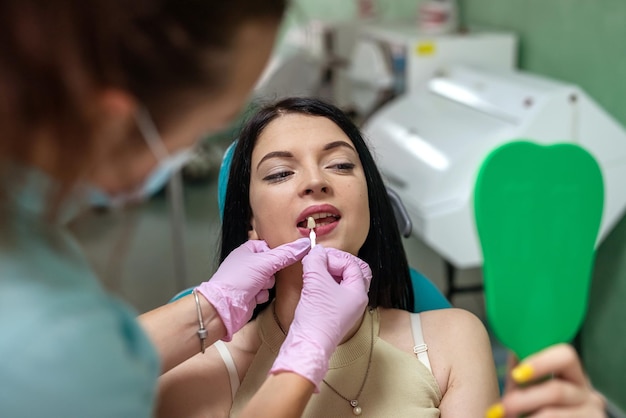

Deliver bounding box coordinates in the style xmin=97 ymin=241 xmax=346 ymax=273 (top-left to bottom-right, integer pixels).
xmin=365 ymin=65 xmax=626 ymax=271
xmin=307 ymin=216 xmax=317 ymax=248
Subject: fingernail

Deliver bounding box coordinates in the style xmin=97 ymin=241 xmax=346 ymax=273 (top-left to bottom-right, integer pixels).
xmin=511 ymin=363 xmax=534 ymax=383
xmin=485 ymin=403 xmax=505 ymax=418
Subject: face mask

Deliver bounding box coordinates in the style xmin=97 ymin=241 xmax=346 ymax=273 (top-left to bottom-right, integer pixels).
xmin=88 ymin=107 xmax=195 ymax=208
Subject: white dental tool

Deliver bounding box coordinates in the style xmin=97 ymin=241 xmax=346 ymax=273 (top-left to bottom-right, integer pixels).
xmin=307 ymin=216 xmax=316 ymax=247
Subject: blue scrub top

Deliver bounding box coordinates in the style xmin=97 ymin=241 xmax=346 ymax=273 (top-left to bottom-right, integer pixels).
xmin=0 ymin=167 xmax=160 ymax=417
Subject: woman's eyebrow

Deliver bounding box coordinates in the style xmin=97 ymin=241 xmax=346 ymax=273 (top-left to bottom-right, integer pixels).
xmin=324 ymin=140 xmax=356 ymax=153
xmin=256 ymin=151 xmax=293 ymax=170
xmin=256 ymin=141 xmax=356 ymax=170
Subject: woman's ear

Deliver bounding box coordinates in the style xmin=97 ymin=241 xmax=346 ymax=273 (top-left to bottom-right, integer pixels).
xmin=248 ymin=218 xmax=259 ymax=240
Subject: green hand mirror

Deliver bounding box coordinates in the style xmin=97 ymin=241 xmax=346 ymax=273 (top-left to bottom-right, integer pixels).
xmin=474 ymin=140 xmax=604 ymax=360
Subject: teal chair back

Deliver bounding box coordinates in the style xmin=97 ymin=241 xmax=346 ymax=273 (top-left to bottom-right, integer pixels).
xmin=176 ymin=142 xmax=451 ymax=312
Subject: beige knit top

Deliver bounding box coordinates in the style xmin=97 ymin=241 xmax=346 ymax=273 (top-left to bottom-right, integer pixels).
xmin=230 ymin=306 xmax=442 ymax=418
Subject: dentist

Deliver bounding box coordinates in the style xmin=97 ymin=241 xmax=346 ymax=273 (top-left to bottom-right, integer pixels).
xmin=0 ymin=1 xmax=370 ymax=417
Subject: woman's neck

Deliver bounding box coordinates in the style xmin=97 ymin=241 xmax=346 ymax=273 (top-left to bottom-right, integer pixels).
xmin=272 ymin=262 xmax=365 ymax=344
xmin=273 ymin=263 xmax=304 ymax=330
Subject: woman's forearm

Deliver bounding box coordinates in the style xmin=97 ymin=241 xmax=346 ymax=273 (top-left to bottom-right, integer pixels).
xmin=138 ymin=294 xmax=226 ymax=374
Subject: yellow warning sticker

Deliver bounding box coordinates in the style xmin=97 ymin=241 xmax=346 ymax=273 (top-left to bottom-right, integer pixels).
xmin=416 ymin=41 xmax=436 ymax=56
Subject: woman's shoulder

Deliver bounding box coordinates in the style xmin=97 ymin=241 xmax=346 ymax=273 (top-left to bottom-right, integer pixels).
xmin=378 ymin=307 xmax=495 ymax=402
xmin=421 ymin=307 xmax=488 ymax=335
xmin=377 ymin=307 xmax=488 ymax=347
xmin=412 ymin=308 xmax=489 ymax=355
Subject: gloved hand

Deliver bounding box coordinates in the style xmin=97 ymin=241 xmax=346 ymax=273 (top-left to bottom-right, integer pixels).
xmin=269 ymin=246 xmax=372 ymax=390
xmin=196 ymin=238 xmax=310 ymax=341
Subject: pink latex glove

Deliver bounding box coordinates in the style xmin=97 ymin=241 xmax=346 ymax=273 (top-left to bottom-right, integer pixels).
xmin=269 ymin=246 xmax=372 ymax=390
xmin=196 ymin=238 xmax=310 ymax=341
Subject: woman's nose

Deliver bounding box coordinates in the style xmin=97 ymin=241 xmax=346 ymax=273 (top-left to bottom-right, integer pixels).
xmin=304 ymin=184 xmax=329 ymax=195
xmin=301 ymin=171 xmax=330 ymax=196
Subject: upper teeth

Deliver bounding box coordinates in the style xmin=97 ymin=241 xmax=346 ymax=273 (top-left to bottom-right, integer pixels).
xmin=303 ymin=212 xmax=337 ymax=228
xmin=309 ymin=212 xmax=335 ymax=220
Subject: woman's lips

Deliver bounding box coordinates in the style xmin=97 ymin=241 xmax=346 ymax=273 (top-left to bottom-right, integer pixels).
xmin=297 ymin=217 xmax=339 ymax=239
xmin=297 ymin=204 xmax=341 ymax=241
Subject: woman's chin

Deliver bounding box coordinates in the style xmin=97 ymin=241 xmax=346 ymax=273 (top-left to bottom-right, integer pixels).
xmin=318 ymin=240 xmax=360 ymax=256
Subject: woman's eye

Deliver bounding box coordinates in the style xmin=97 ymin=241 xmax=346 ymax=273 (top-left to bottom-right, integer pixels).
xmin=263 ymin=170 xmax=293 ymax=183
xmin=329 ymin=162 xmax=356 ymax=172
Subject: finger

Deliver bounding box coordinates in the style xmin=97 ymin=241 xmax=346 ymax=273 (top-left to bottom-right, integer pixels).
xmin=358 ymin=260 xmax=372 ymax=288
xmin=242 ymin=239 xmax=271 ymax=253
xmin=319 ymin=247 xmax=345 ymax=279
xmin=326 ymin=249 xmax=372 ymax=287
xmin=354 ymin=257 xmax=372 ymax=281
xmin=326 ymin=250 xmax=371 ymax=291
xmin=524 ymin=406 xmax=596 ymax=418
xmin=265 ymin=238 xmax=312 ymax=270
xmin=252 ymin=269 xmax=276 ymax=291
xmin=255 ymin=289 xmax=270 ymax=304
xmin=502 ymin=378 xmax=588 ymax=416
xmin=512 ymin=344 xmax=588 ymax=387
xmin=322 ymin=248 xmax=349 ymax=284
xmin=301 ymin=245 xmax=328 ymax=274
xmin=325 ymin=250 xmax=357 ymax=282
xmin=504 ymin=352 xmax=520 ymax=394
xmin=326 ymin=248 xmax=372 ymax=284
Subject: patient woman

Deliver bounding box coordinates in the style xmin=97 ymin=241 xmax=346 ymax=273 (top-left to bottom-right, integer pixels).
xmin=157 ymin=98 xmax=605 ymax=418
xmin=157 ymin=97 xmax=498 ymax=417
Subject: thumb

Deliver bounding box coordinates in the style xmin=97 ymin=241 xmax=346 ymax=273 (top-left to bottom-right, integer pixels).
xmin=301 ymin=245 xmax=328 ymax=274
xmin=242 ymin=239 xmax=271 ymax=253
xmin=265 ymin=238 xmax=311 ymax=271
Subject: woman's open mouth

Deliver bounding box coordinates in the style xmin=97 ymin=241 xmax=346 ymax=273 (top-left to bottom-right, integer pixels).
xmin=297 ymin=212 xmax=341 ymax=239
xmin=297 ymin=212 xmax=340 ymax=228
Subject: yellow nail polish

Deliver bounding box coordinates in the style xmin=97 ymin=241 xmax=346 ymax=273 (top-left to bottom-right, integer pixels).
xmin=485 ymin=403 xmax=505 ymax=418
xmin=511 ymin=363 xmax=534 ymax=383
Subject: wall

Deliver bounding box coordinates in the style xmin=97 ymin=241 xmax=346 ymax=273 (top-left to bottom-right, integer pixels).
xmin=287 ymin=0 xmax=419 ymax=22
xmin=461 ymin=0 xmax=626 ymax=127
xmin=286 ymin=0 xmax=626 ymax=125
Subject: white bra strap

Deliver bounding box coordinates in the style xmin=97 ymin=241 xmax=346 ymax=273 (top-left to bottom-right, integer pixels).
xmin=410 ymin=313 xmax=433 ymax=373
xmin=214 ymin=340 xmax=240 ymax=400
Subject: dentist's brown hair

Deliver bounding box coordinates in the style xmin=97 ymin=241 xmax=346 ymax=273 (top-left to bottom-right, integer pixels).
xmin=0 ymin=0 xmax=287 ymax=205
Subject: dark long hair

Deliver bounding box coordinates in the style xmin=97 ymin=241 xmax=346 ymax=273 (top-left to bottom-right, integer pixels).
xmin=220 ymin=97 xmax=414 ymax=316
